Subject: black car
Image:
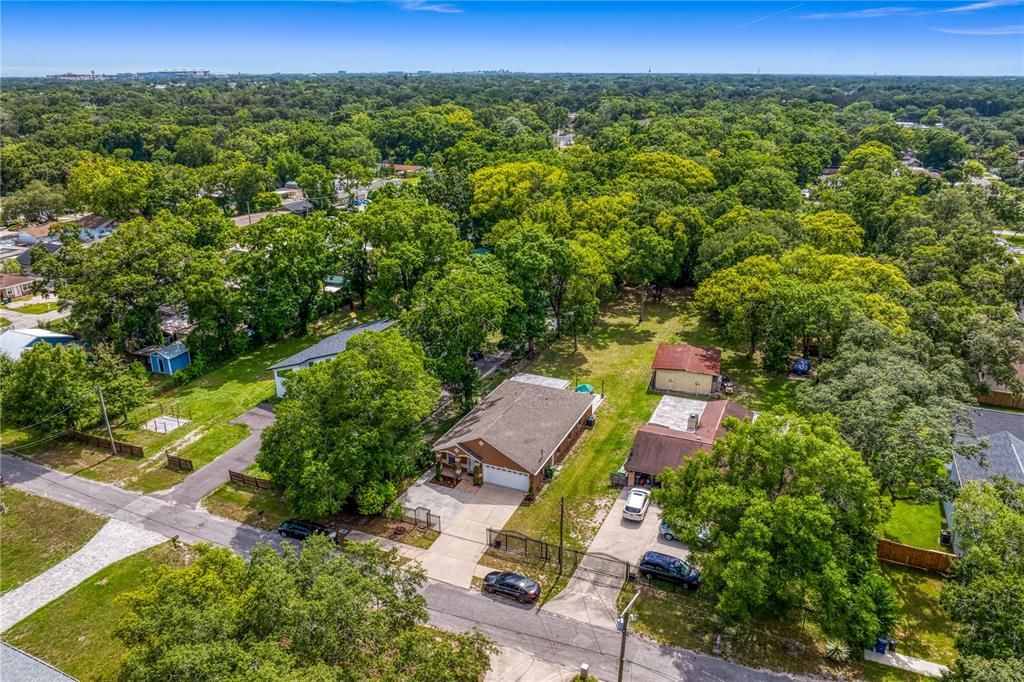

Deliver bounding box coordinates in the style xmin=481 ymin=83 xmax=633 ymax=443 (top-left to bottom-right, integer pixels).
xmin=278 ymin=519 xmax=338 ymax=543
xmin=482 ymin=571 xmax=541 ymax=603
xmin=637 ymin=551 xmax=700 ymax=589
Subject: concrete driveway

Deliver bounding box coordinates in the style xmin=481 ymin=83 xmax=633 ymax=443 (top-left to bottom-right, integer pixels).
xmin=400 ymin=469 xmax=477 ymax=524
xmin=545 ymin=487 xmax=679 ymax=627
xmin=415 ymin=483 xmax=524 ymax=589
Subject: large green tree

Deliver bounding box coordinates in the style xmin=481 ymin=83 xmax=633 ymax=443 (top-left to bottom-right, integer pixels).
xmin=941 ymin=480 xmax=1024 ymax=663
xmin=257 ymin=329 xmax=439 ymax=517
xmin=654 ymin=413 xmax=897 ymax=647
xmin=115 ymin=537 xmax=494 ymax=681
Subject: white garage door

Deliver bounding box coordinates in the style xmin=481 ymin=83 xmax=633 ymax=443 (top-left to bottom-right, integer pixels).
xmin=483 ymin=464 xmax=530 ymax=491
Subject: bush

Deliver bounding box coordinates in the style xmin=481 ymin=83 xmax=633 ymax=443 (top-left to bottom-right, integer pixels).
xmin=824 ymin=639 xmax=851 ymax=663
xmin=356 ymin=481 xmax=397 ymax=516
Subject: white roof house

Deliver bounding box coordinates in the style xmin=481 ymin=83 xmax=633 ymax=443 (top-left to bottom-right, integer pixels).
xmin=0 ymin=328 xmax=76 ymax=360
xmin=269 ymin=320 xmax=395 ymax=397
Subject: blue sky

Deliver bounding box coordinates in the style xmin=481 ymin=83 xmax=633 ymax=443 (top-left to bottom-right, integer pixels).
xmin=2 ymin=1 xmax=1022 ymax=77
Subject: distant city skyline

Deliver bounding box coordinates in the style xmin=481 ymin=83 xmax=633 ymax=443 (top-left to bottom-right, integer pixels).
xmin=2 ymin=1 xmax=1022 ymax=78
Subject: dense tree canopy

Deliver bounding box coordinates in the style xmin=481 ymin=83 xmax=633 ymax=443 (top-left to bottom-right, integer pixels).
xmin=257 ymin=329 xmax=439 ymax=517
xmin=115 ymin=537 xmax=494 ymax=681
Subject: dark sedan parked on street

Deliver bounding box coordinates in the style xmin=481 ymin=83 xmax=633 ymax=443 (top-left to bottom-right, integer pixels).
xmin=482 ymin=571 xmax=541 ymax=604
xmin=278 ymin=519 xmax=339 ymax=543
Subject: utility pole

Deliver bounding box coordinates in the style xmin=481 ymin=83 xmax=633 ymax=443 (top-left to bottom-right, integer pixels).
xmin=616 ymin=591 xmax=640 ymax=682
xmin=98 ymin=388 xmax=116 ymax=455
xmin=559 ymin=496 xmax=565 ymax=570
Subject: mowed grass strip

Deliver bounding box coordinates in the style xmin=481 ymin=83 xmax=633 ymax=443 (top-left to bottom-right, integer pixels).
xmin=881 ymin=563 xmax=956 ymax=665
xmin=1 ymin=542 xmax=189 ymax=681
xmin=0 ymin=487 xmax=106 ymax=594
xmin=880 ymin=500 xmax=945 ymax=552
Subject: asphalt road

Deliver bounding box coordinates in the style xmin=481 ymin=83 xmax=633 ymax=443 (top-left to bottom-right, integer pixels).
xmin=0 ymin=453 xmax=810 ymax=681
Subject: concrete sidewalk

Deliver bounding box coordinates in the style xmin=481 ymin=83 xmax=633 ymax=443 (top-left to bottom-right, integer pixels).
xmin=0 ymin=519 xmax=165 ymax=631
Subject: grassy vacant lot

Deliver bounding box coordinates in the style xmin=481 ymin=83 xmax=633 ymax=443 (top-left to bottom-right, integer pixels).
xmin=0 ymin=487 xmax=106 ymax=594
xmin=1 ymin=542 xmax=189 ymax=681
xmin=5 ymin=312 xmax=357 ymax=493
xmin=618 ymin=582 xmax=933 ymax=681
xmin=881 ymin=563 xmax=956 ymax=665
xmin=881 ymin=501 xmax=945 ymax=551
xmin=501 ymin=288 xmax=798 ymax=549
xmin=201 ymin=482 xmax=292 ymax=530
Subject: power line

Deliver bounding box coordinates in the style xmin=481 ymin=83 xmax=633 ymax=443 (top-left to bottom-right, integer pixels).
xmin=5 ymin=406 xmax=71 ymax=432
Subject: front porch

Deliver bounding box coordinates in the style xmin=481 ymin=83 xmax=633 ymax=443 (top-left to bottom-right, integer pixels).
xmin=434 ymin=448 xmax=482 ymax=489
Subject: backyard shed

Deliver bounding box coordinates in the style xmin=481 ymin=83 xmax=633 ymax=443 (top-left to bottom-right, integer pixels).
xmin=651 ymin=343 xmax=722 ymax=396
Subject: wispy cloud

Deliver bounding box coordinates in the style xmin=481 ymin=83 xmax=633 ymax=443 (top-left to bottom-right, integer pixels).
xmin=941 ymin=0 xmax=1021 ymax=13
xmin=734 ymin=3 xmax=804 ymax=29
xmin=933 ymin=23 xmax=1024 ymax=33
xmin=802 ymin=6 xmax=912 ymax=19
xmin=400 ymin=0 xmax=461 ymax=13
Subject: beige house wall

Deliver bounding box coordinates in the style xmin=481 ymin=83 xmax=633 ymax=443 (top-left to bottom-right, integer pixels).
xmin=653 ymin=369 xmax=714 ymax=395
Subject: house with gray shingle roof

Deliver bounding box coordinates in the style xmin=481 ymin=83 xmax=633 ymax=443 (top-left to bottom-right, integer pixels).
xmin=269 ymin=320 xmax=394 ymax=397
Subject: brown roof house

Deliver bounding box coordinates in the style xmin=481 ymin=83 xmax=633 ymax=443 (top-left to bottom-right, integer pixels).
xmin=0 ymin=274 xmax=37 ymax=299
xmin=625 ymin=395 xmax=753 ymax=487
xmin=651 ymin=343 xmax=723 ymax=396
xmin=432 ymin=375 xmax=596 ymax=493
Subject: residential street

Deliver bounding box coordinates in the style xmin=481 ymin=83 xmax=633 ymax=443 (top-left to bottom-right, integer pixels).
xmin=0 ymin=453 xmax=809 ymax=681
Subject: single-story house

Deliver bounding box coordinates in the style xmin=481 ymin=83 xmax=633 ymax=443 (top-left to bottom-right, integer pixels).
xmin=382 ymin=163 xmax=423 ymax=177
xmin=651 ymin=343 xmax=722 ymax=396
xmin=15 ymin=242 xmax=62 ymax=273
xmin=952 ymin=408 xmax=1024 ymax=487
xmin=16 ymin=224 xmax=53 ymax=245
xmin=282 ymin=198 xmax=315 ymax=216
xmin=74 ymin=215 xmax=118 ymax=242
xmin=0 ymin=274 xmax=37 ymax=299
xmin=624 ymin=396 xmax=754 ymax=487
xmin=433 ymin=376 xmax=596 ymax=492
xmin=136 ymin=341 xmax=192 ymax=375
xmin=945 ymin=407 xmax=1024 ymax=553
xmin=977 ymin=362 xmax=1024 ymax=410
xmin=269 ymin=319 xmax=395 ymax=398
xmin=0 ymin=328 xmax=76 ymax=360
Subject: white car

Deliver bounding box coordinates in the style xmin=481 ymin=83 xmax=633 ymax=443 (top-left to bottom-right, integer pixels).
xmin=622 ymin=488 xmax=651 ymax=521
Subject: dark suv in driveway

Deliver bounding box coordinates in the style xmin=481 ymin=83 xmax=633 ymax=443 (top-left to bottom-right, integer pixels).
xmin=637 ymin=551 xmax=700 ymax=589
xmin=482 ymin=571 xmax=541 ymax=604
xmin=278 ymin=519 xmax=339 ymax=543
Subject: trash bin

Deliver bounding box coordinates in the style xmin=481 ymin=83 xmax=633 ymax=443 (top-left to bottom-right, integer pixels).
xmin=874 ymin=638 xmax=889 ymax=654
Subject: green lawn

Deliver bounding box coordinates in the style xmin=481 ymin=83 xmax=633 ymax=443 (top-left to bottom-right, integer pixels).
xmin=502 ymin=288 xmax=798 ymax=548
xmin=1001 ymin=233 xmax=1024 ymax=247
xmin=7 ymin=312 xmax=359 ymax=492
xmin=0 ymin=486 xmax=106 ymax=594
xmin=1 ymin=542 xmax=189 ymax=681
xmin=618 ymin=582 xmax=934 ymax=681
xmin=201 ymin=482 xmax=292 ymax=531
xmin=0 ymin=317 xmax=10 ymax=327
xmin=6 ymin=301 xmax=59 ymax=315
xmin=881 ymin=563 xmax=957 ymax=665
xmin=881 ymin=501 xmax=945 ymax=551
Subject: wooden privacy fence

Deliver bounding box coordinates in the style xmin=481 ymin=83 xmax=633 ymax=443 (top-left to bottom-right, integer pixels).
xmin=877 ymin=538 xmax=954 ymax=574
xmin=70 ymin=431 xmax=143 ymax=457
xmin=228 ymin=470 xmax=276 ymax=490
xmin=166 ymin=454 xmax=194 ymax=473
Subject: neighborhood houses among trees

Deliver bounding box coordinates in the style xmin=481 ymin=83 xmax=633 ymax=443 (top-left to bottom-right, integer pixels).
xmin=2 ymin=72 xmax=1024 ymax=681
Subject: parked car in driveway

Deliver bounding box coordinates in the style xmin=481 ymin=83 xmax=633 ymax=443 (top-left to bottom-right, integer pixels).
xmin=278 ymin=519 xmax=339 ymax=543
xmin=660 ymin=521 xmax=711 ymax=546
xmin=482 ymin=571 xmax=541 ymax=604
xmin=637 ymin=550 xmax=700 ymax=589
xmin=622 ymin=487 xmax=651 ymax=521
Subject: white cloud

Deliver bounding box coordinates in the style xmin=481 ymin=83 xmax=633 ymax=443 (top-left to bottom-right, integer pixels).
xmin=941 ymin=0 xmax=1021 ymax=13
xmin=802 ymin=6 xmax=912 ymax=19
xmin=400 ymin=0 xmax=461 ymax=13
xmin=933 ymin=23 xmax=1024 ymax=33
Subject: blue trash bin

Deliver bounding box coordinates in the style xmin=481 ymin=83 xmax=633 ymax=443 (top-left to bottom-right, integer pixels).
xmin=874 ymin=638 xmax=889 ymax=654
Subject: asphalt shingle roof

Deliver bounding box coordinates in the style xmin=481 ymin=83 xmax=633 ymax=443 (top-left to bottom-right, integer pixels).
xmin=433 ymin=379 xmax=595 ymax=475
xmin=269 ymin=320 xmax=394 ymax=371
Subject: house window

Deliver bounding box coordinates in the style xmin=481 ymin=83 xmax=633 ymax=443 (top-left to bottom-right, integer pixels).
xmin=447 ymin=453 xmax=456 ymax=465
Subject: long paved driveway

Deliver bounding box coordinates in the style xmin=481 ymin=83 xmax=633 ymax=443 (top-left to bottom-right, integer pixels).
xmin=0 ymin=454 xmax=808 ymax=681
xmin=155 ymin=403 xmax=275 ymax=507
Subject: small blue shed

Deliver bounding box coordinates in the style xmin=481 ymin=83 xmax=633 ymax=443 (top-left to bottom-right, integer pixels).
xmin=148 ymin=341 xmax=191 ymax=375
